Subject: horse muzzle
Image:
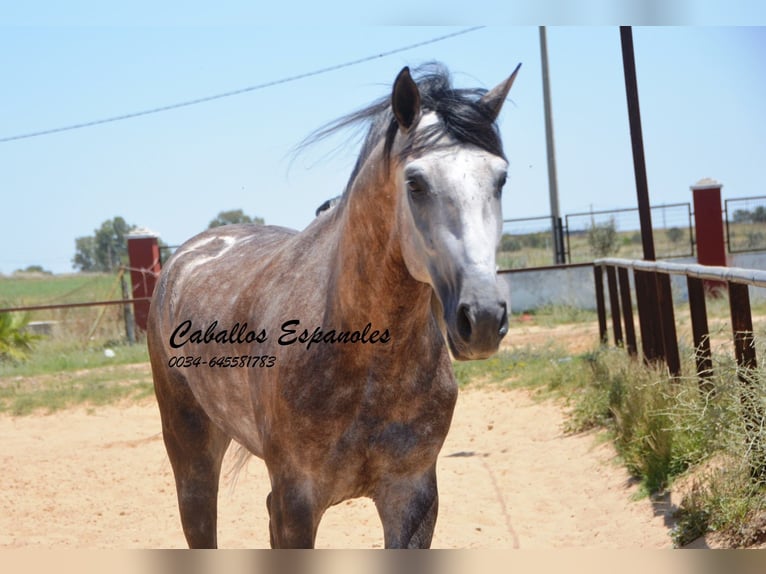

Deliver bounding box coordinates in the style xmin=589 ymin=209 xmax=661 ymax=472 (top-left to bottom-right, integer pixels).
xmin=446 ymin=294 xmax=508 ymax=361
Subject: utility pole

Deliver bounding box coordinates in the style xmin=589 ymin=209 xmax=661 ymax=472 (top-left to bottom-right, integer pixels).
xmin=619 ymin=26 xmax=655 ymax=263
xmin=539 ymin=26 xmax=564 ymax=264
xmin=619 ymin=25 xmax=679 ymax=376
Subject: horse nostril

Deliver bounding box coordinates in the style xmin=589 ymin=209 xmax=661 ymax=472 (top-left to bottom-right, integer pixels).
xmin=457 ymin=304 xmax=473 ymax=342
xmin=498 ymin=302 xmax=509 ymax=337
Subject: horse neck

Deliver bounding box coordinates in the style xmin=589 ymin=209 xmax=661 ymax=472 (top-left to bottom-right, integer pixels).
xmin=327 ymin=150 xmax=432 ymax=331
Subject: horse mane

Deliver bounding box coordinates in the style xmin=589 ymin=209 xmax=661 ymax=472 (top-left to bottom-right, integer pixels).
xmin=298 ymin=62 xmax=506 ymax=194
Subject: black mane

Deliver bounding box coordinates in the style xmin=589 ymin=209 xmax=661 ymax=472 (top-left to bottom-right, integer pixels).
xmin=299 ymin=63 xmax=506 ymax=194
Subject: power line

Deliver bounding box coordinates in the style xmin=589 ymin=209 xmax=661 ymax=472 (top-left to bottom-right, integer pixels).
xmin=1 ymin=27 xmax=485 ymax=144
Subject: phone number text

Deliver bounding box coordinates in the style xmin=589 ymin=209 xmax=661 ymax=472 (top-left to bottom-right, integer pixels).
xmin=167 ymin=355 xmax=276 ymax=368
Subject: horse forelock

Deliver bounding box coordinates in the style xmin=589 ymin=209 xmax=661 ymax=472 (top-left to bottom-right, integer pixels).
xmin=300 ymin=62 xmax=506 ymax=199
xmin=386 ymin=65 xmax=506 ymax=163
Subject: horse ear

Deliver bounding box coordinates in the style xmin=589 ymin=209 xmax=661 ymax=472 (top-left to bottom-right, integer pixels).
xmin=392 ymin=66 xmax=421 ymax=131
xmin=480 ymin=63 xmax=522 ymax=121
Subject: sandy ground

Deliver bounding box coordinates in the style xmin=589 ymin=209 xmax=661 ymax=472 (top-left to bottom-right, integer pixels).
xmin=0 ymin=382 xmax=675 ymax=549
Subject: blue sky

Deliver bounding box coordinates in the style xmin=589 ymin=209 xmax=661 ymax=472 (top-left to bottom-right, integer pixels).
xmin=1 ymin=23 xmax=765 ymax=274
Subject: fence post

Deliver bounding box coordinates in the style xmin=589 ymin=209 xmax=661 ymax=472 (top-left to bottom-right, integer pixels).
xmin=126 ymin=230 xmax=161 ymax=332
xmin=605 ymin=266 xmax=623 ymax=347
xmin=691 ymin=178 xmax=727 ymax=293
xmin=633 ymin=270 xmax=664 ymax=364
xmin=656 ymin=273 xmax=681 ymax=377
xmin=617 ymin=266 xmax=637 ymax=356
xmin=686 ymin=276 xmax=713 ymax=386
xmin=594 ymin=264 xmax=608 ymax=345
xmin=729 ymin=282 xmax=757 ymax=371
xmin=728 ymin=281 xmax=764 ymax=478
xmin=120 ymin=268 xmax=135 ymax=344
xmin=555 ymin=217 xmax=567 ymax=264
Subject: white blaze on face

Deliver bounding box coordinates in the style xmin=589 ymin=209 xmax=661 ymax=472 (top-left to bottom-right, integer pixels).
xmin=398 ymin=144 xmax=507 ymax=289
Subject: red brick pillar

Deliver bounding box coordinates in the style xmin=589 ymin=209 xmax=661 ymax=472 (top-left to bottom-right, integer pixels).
xmin=126 ymin=231 xmax=161 ymax=331
xmin=691 ymin=178 xmax=726 ymax=292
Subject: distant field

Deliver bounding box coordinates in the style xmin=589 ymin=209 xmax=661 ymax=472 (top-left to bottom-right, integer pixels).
xmin=0 ymin=272 xmax=127 ymax=346
xmin=497 ymin=226 xmax=693 ymax=269
xmin=497 ymin=220 xmax=765 ymax=270
xmin=0 ymin=273 xmax=118 ymax=307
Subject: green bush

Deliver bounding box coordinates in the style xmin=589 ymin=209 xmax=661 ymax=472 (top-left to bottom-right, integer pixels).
xmin=587 ymin=218 xmax=619 ymax=258
xmin=0 ymin=311 xmax=39 ymax=362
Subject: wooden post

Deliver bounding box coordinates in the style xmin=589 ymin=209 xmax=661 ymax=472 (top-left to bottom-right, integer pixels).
xmin=656 ymin=273 xmax=681 ymax=377
xmin=606 ymin=265 xmax=623 ymax=347
xmin=594 ymin=264 xmax=608 ymax=345
xmin=729 ymin=282 xmax=757 ymax=371
xmin=686 ymin=276 xmax=713 ymax=385
xmin=618 ymin=266 xmax=637 ymax=357
xmin=691 ymin=178 xmax=727 ymax=294
xmin=728 ymin=281 xmax=764 ymax=479
xmin=633 ymin=269 xmax=664 ymax=364
xmin=120 ymin=268 xmax=135 ymax=344
xmin=126 ymin=230 xmax=161 ymax=332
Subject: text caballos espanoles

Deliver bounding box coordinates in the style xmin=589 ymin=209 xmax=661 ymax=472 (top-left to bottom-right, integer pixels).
xmin=169 ymin=319 xmax=391 ymax=351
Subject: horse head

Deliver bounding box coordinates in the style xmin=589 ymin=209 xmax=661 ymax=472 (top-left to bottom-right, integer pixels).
xmin=390 ymin=64 xmax=521 ymax=360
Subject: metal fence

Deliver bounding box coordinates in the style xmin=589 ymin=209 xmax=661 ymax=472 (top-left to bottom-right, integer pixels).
xmin=565 ymin=203 xmax=693 ymax=263
xmin=0 ymin=267 xmax=152 ymax=344
xmin=725 ymin=195 xmax=766 ymax=254
xmin=498 ymin=202 xmax=693 ymax=269
xmin=593 ymin=256 xmax=766 ymax=477
xmin=497 ymin=216 xmax=560 ymax=269
xmin=593 ymin=257 xmax=764 ymax=379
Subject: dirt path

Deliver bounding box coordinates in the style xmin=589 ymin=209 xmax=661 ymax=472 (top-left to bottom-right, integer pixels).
xmin=0 ymin=386 xmax=673 ymax=548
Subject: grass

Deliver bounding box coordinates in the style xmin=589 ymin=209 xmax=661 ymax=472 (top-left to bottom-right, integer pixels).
xmin=0 ymin=362 xmax=154 ymax=415
xmin=0 ymin=338 xmax=149 ymax=378
xmin=517 ymin=303 xmax=597 ymax=326
xmin=0 ymin=272 xmax=117 ymax=307
xmin=0 ymin=337 xmax=152 ymax=415
xmin=0 ymin=270 xmax=150 ymax=414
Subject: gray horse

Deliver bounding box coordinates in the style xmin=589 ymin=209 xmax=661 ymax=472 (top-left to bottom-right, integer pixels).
xmin=147 ymin=62 xmax=520 ymax=548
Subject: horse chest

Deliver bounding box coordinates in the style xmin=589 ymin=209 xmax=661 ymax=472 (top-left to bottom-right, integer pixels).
xmin=341 ymin=375 xmax=457 ymax=467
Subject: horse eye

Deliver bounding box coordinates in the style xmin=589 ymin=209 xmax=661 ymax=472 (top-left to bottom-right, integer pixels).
xmin=406 ymin=177 xmax=426 ymax=196
xmin=495 ymin=174 xmax=508 ymax=198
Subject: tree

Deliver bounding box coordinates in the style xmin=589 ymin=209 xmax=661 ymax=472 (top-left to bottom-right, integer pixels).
xmin=14 ymin=265 xmax=52 ymax=275
xmin=587 ymin=218 xmax=619 ymax=258
xmin=732 ymin=209 xmax=753 ymax=223
xmin=499 ymin=233 xmax=522 ymax=252
xmin=72 ymin=236 xmax=97 ymax=272
xmin=666 ymin=227 xmax=684 ymax=244
xmin=72 ymin=216 xmax=136 ymax=272
xmin=208 ymin=209 xmax=264 ymax=229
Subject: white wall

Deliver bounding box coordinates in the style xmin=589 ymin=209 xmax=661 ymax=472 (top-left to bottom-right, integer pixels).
xmin=500 ymin=253 xmax=766 ymax=313
xmin=499 ymin=265 xmax=596 ymax=312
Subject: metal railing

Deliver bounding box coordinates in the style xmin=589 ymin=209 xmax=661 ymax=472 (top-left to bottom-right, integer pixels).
xmin=593 ymin=257 xmax=764 ymax=380
xmin=566 ymin=202 xmax=693 ymax=263
xmin=498 ymin=202 xmax=694 ymax=270
xmin=724 ymin=196 xmax=766 ymax=254
xmin=593 ymin=257 xmax=766 ymax=477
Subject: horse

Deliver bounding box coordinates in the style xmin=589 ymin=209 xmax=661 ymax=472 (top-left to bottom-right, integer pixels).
xmin=147 ymin=61 xmax=520 ymax=549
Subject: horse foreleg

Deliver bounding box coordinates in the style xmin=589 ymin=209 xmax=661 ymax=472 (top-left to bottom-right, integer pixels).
xmin=266 ymin=478 xmax=321 ymax=548
xmin=374 ymin=466 xmax=439 ymax=548
xmin=155 ymin=373 xmax=231 ymax=548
